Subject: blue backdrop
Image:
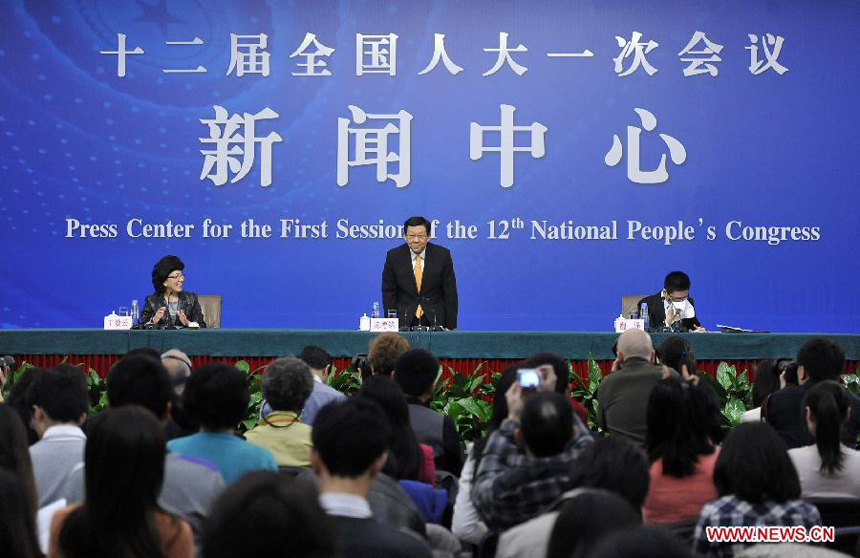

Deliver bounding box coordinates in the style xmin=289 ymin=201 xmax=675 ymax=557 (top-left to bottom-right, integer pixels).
xmin=1 ymin=0 xmax=858 ymax=332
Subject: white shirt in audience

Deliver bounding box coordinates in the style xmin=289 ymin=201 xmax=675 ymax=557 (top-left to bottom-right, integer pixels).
xmin=788 ymin=444 xmax=860 ymax=498
xmin=451 ymin=443 xmax=488 ymax=545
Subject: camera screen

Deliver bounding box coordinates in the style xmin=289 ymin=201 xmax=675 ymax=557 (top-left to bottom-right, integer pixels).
xmin=519 ymin=368 xmax=540 ymax=389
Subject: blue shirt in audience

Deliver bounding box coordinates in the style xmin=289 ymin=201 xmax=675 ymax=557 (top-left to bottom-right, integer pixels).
xmin=167 ymin=432 xmax=277 ymax=485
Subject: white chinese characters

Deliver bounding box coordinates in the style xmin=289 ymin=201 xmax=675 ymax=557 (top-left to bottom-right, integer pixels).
xmin=605 ymin=108 xmax=687 ymax=184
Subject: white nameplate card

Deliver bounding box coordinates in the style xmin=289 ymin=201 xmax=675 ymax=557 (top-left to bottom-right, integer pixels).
xmin=104 ymin=313 xmax=134 ymax=330
xmin=370 ymin=317 xmax=399 ymax=332
xmin=614 ymin=317 xmax=645 ymax=333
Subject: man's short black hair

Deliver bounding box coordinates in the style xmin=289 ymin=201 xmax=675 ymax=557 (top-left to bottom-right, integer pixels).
xmin=298 ymin=346 xmax=332 ymax=371
xmin=403 ymin=216 xmax=431 ymax=235
xmin=183 ymin=363 xmax=249 ymax=430
xmin=797 ymin=338 xmax=845 ymax=383
xmin=393 ymin=349 xmax=439 ymax=397
xmin=28 ymin=365 xmax=88 ymax=422
xmin=520 ymin=392 xmax=573 ymax=458
xmin=523 ymin=353 xmax=570 ymax=394
xmin=663 ymin=271 xmax=691 ymax=293
xmin=106 ymin=356 xmax=173 ymax=418
xmin=312 ymin=398 xmax=391 ymax=478
xmin=570 ymin=437 xmax=650 ymax=511
xmin=125 ymin=347 xmax=161 ymax=361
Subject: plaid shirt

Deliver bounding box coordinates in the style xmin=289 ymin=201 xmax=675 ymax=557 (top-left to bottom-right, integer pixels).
xmin=472 ymin=417 xmax=593 ymax=532
xmin=693 ymin=495 xmax=822 ymax=558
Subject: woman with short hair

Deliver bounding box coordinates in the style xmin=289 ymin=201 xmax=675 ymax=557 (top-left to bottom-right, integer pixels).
xmin=139 ymin=255 xmax=206 ymax=328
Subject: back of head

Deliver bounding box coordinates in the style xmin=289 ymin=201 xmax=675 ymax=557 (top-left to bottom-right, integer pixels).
xmin=546 ymin=489 xmax=641 ymax=558
xmin=28 ymin=364 xmax=88 ymax=423
xmin=183 ymin=363 xmax=249 ymax=430
xmin=752 ymin=359 xmax=783 ymax=408
xmin=107 ymin=355 xmax=173 ymax=418
xmin=590 ymin=525 xmax=692 ymax=558
xmin=473 ymin=365 xmax=521 ymax=476
xmin=262 ymin=357 xmax=313 ymax=414
xmin=0 ymin=405 xmax=38 ymax=520
xmin=0 ymin=469 xmax=41 ymax=558
xmin=358 ymin=375 xmax=410 ymax=428
xmin=658 ymin=336 xmax=695 ymax=375
xmin=62 ymin=406 xmax=166 ymax=557
xmin=202 ymin=471 xmax=334 ymax=558
xmin=616 ymin=329 xmax=653 ymax=361
xmin=804 ymin=380 xmax=849 ymax=475
xmin=311 ymin=398 xmax=391 ymax=478
xmin=797 ymin=338 xmax=845 ymax=383
xmin=161 ymin=349 xmax=192 ymax=386
xmin=125 ymin=347 xmax=161 ymax=361
xmin=663 ymin=271 xmax=691 ymax=293
xmin=393 ymin=348 xmax=439 ymax=397
xmin=299 ymin=346 xmax=332 ymax=372
xmin=570 ymin=437 xmax=650 ymax=511
xmin=520 ymin=392 xmax=573 ymax=458
xmin=523 ymin=352 xmax=570 ymax=394
xmin=6 ymin=367 xmax=48 ymax=444
xmin=357 ymin=376 xmax=421 ymax=480
xmin=368 ymin=332 xmax=409 ymax=376
xmin=713 ymin=422 xmax=800 ymax=504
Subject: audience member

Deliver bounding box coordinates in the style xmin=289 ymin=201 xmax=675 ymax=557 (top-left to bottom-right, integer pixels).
xmin=643 ymin=377 xmax=720 ymax=524
xmin=742 ymin=359 xmax=792 ymax=423
xmin=522 ymin=352 xmax=589 ymax=424
xmin=28 ymin=365 xmax=88 ymax=507
xmin=369 ymin=332 xmax=409 ymax=376
xmin=357 ymin=375 xmax=434 ymax=483
xmin=591 ymin=525 xmax=692 ymax=558
xmin=788 ymin=380 xmax=860 ymax=498
xmin=472 ymin=388 xmax=592 ymax=532
xmin=49 ymin=406 xmax=193 ymax=558
xmin=658 ymin=336 xmax=697 ymax=378
xmin=62 ymin=355 xmax=226 ymax=548
xmin=160 ymin=349 xmax=198 ymax=439
xmin=597 ymin=329 xmax=676 ymax=449
xmin=126 ymin=347 xmax=162 ymax=361
xmin=298 ymin=346 xmax=347 ymax=425
xmin=394 ymin=349 xmax=463 ymax=475
xmin=544 ymin=489 xmax=641 ymax=558
xmin=6 ymin=366 xmax=47 ymax=445
xmin=496 ymin=437 xmax=649 ymax=558
xmin=0 ymin=404 xmax=38 ymax=513
xmin=245 ymin=357 xmax=314 ymax=467
xmin=693 ymin=422 xmax=822 ymax=558
xmin=0 ymin=469 xmax=42 ymax=558
xmin=311 ymin=398 xmax=432 ymax=558
xmin=202 ymin=471 xmax=335 ymax=558
xmin=168 ymin=363 xmax=277 ymax=484
xmin=766 ymin=338 xmax=860 ymax=449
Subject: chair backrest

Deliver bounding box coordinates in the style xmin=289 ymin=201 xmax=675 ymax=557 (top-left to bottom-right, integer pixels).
xmin=198 ymin=295 xmax=222 ymax=328
xmin=621 ymin=295 xmax=648 ymax=319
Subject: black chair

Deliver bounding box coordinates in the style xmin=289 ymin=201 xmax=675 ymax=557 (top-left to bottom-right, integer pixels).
xmin=807 ymin=497 xmax=860 ymax=555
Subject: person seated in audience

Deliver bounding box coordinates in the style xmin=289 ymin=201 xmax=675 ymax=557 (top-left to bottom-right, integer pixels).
xmin=5 ymin=366 xmax=47 ymax=445
xmin=369 ymin=332 xmax=409 ymax=376
xmin=201 ymin=471 xmax=335 ymax=558
xmin=49 ymin=406 xmax=193 ymax=558
xmin=522 ymin=352 xmax=589 ymax=425
xmin=766 ymin=338 xmax=860 ymax=449
xmin=693 ymin=422 xmax=822 ymax=558
xmin=591 ymin=525 xmax=692 ymax=558
xmin=62 ymin=355 xmax=226 ymax=548
xmin=742 ymin=359 xmax=793 ymax=423
xmin=297 ymin=346 xmax=346 ymax=426
xmin=310 ymin=398 xmax=433 ymax=558
xmin=545 ymin=489 xmax=642 ymax=558
xmin=245 ymin=357 xmax=314 ymax=468
xmin=357 ymin=375 xmax=435 ymax=484
xmin=597 ymin=329 xmax=676 ymax=449
xmin=168 ymin=363 xmax=277 ymax=484
xmin=0 ymin=405 xmax=41 ymax=557
xmin=472 ymin=387 xmax=592 ymax=532
xmin=160 ymin=349 xmax=198 ymax=439
xmin=788 ymin=380 xmax=860 ymax=498
xmin=28 ymin=364 xmax=88 ymax=507
xmin=393 ymin=349 xmax=463 ymax=475
xmin=497 ymin=437 xmax=649 ymax=558
xmin=643 ymin=377 xmax=721 ymax=525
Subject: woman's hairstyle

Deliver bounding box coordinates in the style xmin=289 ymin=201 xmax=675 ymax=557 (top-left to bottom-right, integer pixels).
xmin=658 ymin=336 xmax=696 ymax=376
xmin=0 ymin=404 xmax=38 ymax=514
xmin=183 ymin=363 xmax=249 ymax=430
xmin=472 ymin=364 xmax=520 ymax=475
xmin=0 ymin=469 xmax=41 ymax=558
xmin=357 ymin=375 xmax=423 ymax=480
xmin=6 ymin=366 xmax=48 ymax=445
xmin=713 ymin=422 xmax=801 ymax=504
xmin=59 ymin=405 xmax=169 ymax=558
xmin=202 ymin=471 xmax=334 ymax=558
xmin=262 ymin=357 xmax=313 ymax=413
xmin=646 ymin=377 xmax=716 ymax=477
xmin=546 ymin=489 xmax=641 ymax=558
xmin=569 ymin=437 xmax=650 ymax=512
xmin=151 ymin=255 xmax=184 ymax=294
xmin=804 ymin=380 xmax=850 ymax=475
xmin=752 ymin=359 xmax=792 ymax=408
xmin=368 ymin=332 xmax=409 ymax=376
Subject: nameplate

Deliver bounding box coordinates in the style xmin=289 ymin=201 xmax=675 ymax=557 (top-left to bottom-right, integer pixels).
xmin=370 ymin=318 xmax=399 ymax=332
xmin=104 ymin=313 xmax=134 ymax=330
xmin=614 ymin=318 xmax=645 ymax=333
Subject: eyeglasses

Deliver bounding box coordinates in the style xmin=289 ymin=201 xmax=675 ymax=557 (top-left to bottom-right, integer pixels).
xmin=167 ymin=272 xmax=185 ymax=280
xmin=406 ymin=234 xmax=428 ymax=241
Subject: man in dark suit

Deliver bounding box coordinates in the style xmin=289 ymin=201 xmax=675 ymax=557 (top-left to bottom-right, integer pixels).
xmin=311 ymin=398 xmax=432 ymax=558
xmin=382 ymin=216 xmax=458 ymax=330
xmin=638 ymin=270 xmax=704 ymax=332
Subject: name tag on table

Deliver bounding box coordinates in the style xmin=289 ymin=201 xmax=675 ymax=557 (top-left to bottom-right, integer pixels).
xmin=103 ymin=313 xmax=134 ymax=330
xmin=614 ymin=318 xmax=645 ymax=333
xmin=370 ymin=318 xmax=399 ymax=332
